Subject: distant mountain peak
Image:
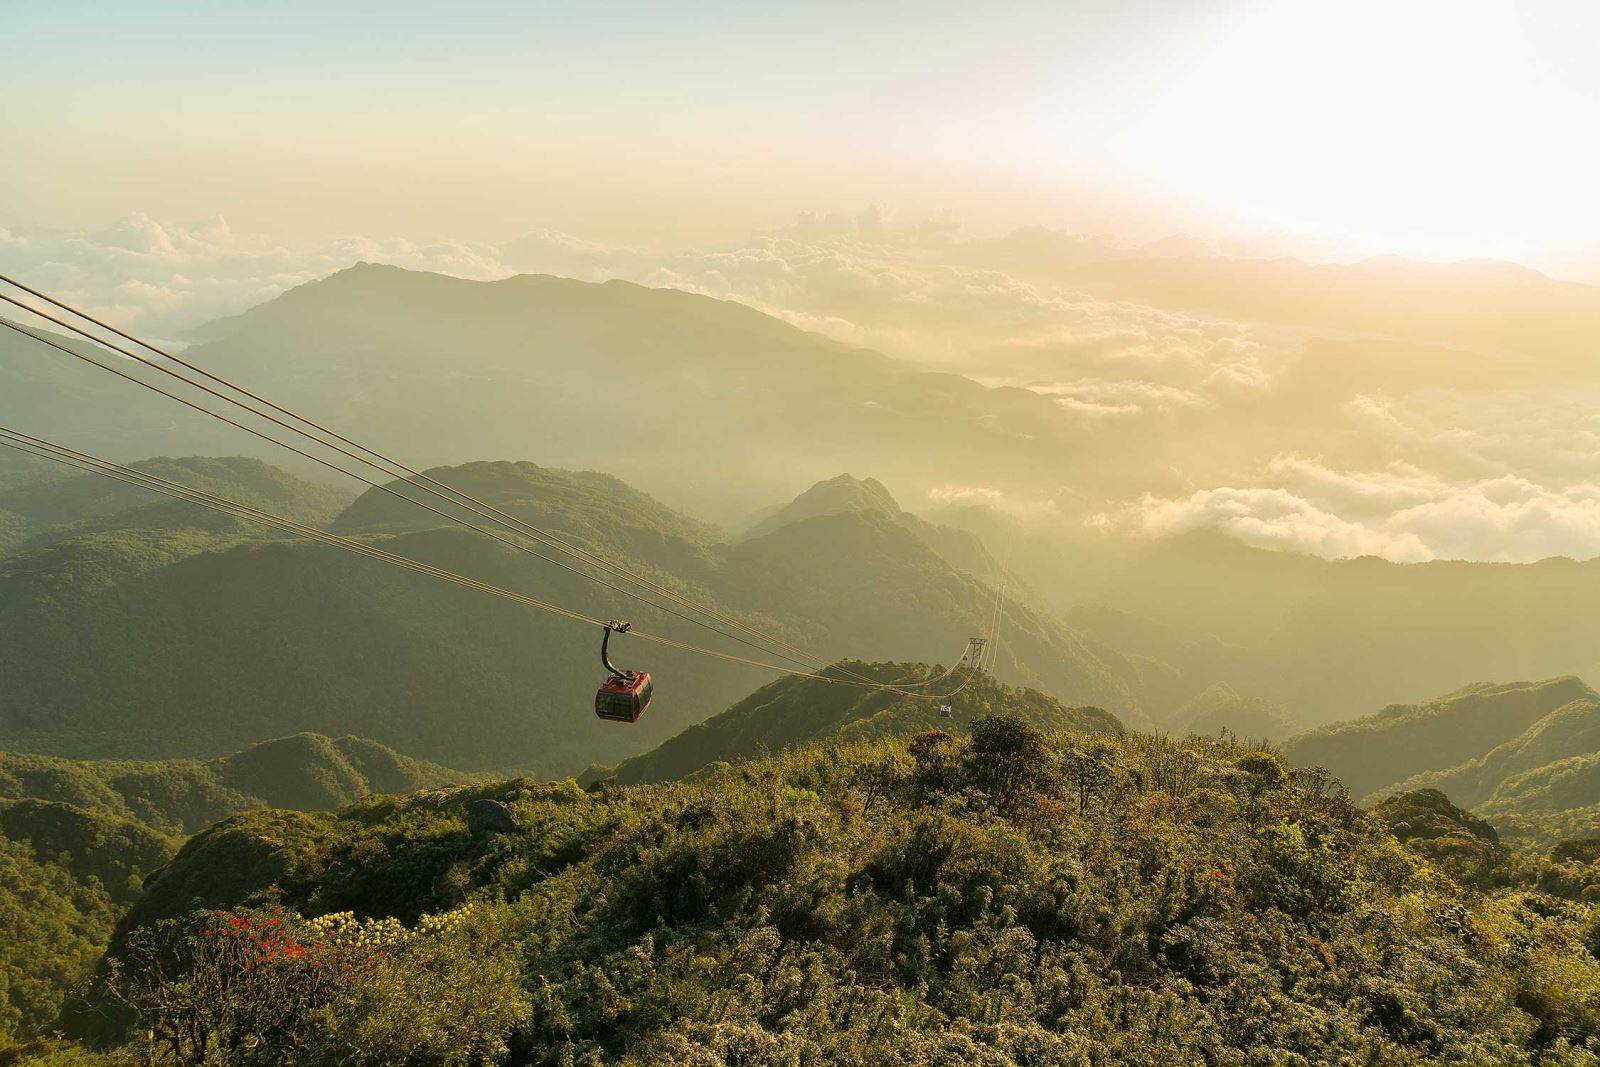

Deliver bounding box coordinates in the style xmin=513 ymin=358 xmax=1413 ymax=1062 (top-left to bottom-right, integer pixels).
xmin=793 ymin=472 xmax=900 ymax=513
xmin=741 ymin=473 xmax=904 ymax=540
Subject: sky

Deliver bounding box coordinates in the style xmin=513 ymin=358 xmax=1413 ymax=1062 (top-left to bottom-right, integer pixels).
xmin=5 ymin=0 xmax=1599 ymax=270
xmin=5 ymin=0 xmax=1600 ymax=566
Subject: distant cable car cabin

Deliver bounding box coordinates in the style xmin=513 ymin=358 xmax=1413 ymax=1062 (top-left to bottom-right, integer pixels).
xmin=939 ymin=703 xmax=953 ymax=718
xmin=595 ymin=621 xmax=653 ymax=723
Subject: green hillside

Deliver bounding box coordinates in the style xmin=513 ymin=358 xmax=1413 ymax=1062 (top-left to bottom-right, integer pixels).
xmin=0 ymin=733 xmax=461 ymax=1042
xmin=1389 ymin=695 xmax=1600 ymax=808
xmin=0 ymin=460 xmax=1170 ymax=774
xmin=10 ymin=267 xmax=1600 ymax=755
xmin=741 ymin=472 xmax=908 ymax=539
xmin=609 ymin=664 xmax=1121 ymax=785
xmin=1282 ymin=677 xmax=1596 ymax=801
xmin=1487 ymin=754 xmax=1600 ymax=818
xmin=0 ymin=736 xmax=463 ymax=836
xmin=49 ymin=722 xmax=1600 ymax=1064
xmin=209 ymin=733 xmax=463 ymax=813
xmin=0 ymin=456 xmax=346 ymax=558
xmin=1279 ymin=676 xmax=1600 ymax=853
xmin=0 ymin=837 xmax=119 ymax=1044
xmin=1368 ymin=788 xmax=1510 ymax=887
xmin=0 ymin=794 xmax=183 ymax=1041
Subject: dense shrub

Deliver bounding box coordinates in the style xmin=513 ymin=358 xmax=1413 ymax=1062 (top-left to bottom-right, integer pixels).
xmin=63 ymin=722 xmax=1600 ymax=1063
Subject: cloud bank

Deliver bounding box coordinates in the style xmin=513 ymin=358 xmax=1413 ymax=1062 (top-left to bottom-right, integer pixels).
xmin=5 ymin=211 xmax=1595 ymax=564
xmin=1113 ymin=455 xmax=1600 ymax=564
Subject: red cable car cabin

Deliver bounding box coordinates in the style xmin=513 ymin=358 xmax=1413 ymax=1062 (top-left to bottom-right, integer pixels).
xmin=594 ymin=621 xmax=654 ymax=724
xmin=596 ymin=670 xmax=653 ymax=723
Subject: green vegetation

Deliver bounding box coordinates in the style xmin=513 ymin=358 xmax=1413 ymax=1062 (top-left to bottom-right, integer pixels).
xmin=1283 ymin=677 xmax=1597 ymax=801
xmin=0 ymin=455 xmax=346 ymax=559
xmin=1392 ymin=695 xmax=1600 ymax=808
xmin=609 ymin=663 xmax=1119 ymax=785
xmin=11 ymin=264 xmax=1600 ymax=750
xmin=30 ymin=714 xmax=1599 ymax=1063
xmin=0 ymin=837 xmax=120 ymax=1044
xmin=1281 ymin=677 xmax=1600 ymax=853
xmin=7 ymin=263 xmax=1600 ymax=1059
xmin=0 ymin=735 xmax=461 ymax=1045
xmin=0 ymin=735 xmax=461 ymax=837
xmin=1370 ymin=788 xmax=1511 ymax=888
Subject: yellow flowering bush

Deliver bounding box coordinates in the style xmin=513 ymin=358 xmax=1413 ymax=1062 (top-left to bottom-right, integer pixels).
xmin=304 ymin=902 xmax=475 ymax=949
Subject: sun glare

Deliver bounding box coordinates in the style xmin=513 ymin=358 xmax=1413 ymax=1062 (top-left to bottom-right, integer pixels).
xmin=1120 ymin=0 xmax=1600 ymax=263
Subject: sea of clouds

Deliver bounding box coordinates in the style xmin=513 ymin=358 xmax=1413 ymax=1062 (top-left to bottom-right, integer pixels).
xmin=4 ymin=211 xmax=1597 ymax=564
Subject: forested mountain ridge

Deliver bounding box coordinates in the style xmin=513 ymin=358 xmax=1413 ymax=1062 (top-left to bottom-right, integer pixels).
xmin=607 ymin=665 xmax=1122 ymax=785
xmin=9 ymin=265 xmax=1600 ymax=750
xmin=40 ymin=719 xmax=1600 ymax=1064
xmin=332 ymin=458 xmax=723 ymax=552
xmin=1386 ymin=693 xmax=1600 ymax=808
xmin=1283 ymin=676 xmax=1600 ymax=850
xmin=0 ymin=455 xmax=346 ymax=559
xmin=0 ymin=458 xmax=1170 ymax=773
xmin=0 ymin=733 xmax=461 ymax=835
xmin=1282 ymin=677 xmax=1597 ymax=801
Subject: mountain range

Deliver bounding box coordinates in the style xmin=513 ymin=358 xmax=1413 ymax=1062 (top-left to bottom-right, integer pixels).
xmin=0 ymin=458 xmax=1165 ymax=775
xmin=1284 ymin=676 xmax=1600 ymax=846
xmin=0 ymin=264 xmax=1100 ymax=522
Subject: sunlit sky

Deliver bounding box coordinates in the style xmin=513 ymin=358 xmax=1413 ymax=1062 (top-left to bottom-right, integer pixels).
xmin=4 ymin=0 xmax=1599 ymax=272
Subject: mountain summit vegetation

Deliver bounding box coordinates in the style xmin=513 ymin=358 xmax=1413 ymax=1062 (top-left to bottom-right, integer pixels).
xmin=607 ymin=663 xmax=1121 ymax=785
xmin=20 ymin=713 xmax=1600 ymax=1064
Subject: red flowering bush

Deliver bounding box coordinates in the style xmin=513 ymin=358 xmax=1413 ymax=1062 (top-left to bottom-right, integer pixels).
xmin=103 ymin=906 xmax=448 ymax=1064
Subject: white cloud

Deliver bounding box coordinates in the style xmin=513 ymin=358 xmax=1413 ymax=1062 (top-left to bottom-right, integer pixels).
xmin=1389 ymin=481 xmax=1600 ymax=562
xmin=1121 ymin=485 xmax=1437 ymax=562
xmin=1345 ymin=390 xmax=1600 ymax=484
xmin=1119 ymin=457 xmax=1600 ymax=563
